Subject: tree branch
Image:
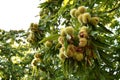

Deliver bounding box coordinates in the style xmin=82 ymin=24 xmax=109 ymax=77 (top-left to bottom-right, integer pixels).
xmin=106 ymin=3 xmax=120 ymax=13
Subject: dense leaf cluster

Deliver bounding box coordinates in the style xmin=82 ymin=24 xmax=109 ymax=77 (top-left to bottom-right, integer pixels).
xmin=0 ymin=0 xmax=120 ymax=80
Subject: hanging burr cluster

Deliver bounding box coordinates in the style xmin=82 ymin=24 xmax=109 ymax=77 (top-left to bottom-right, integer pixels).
xmin=27 ymin=23 xmax=39 ymax=44
xmin=58 ymin=26 xmax=90 ymax=62
xmin=27 ymin=23 xmax=43 ymax=45
xmin=31 ymin=53 xmax=42 ymax=66
xmin=58 ymin=6 xmax=100 ymax=65
xmin=78 ymin=26 xmax=88 ymax=47
xmin=58 ymin=26 xmax=84 ymax=62
xmin=70 ymin=6 xmax=99 ymax=26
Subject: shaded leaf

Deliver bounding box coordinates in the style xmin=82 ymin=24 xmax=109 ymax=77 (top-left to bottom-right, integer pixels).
xmin=98 ymin=23 xmax=113 ymax=34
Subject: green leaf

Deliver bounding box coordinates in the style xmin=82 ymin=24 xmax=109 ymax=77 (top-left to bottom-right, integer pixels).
xmin=64 ymin=37 xmax=68 ymax=54
xmin=39 ymin=34 xmax=59 ymax=43
xmin=98 ymin=23 xmax=113 ymax=34
xmin=91 ymin=36 xmax=110 ymax=50
xmin=63 ymin=59 xmax=69 ymax=78
xmin=93 ymin=48 xmax=102 ymax=62
xmin=99 ymin=51 xmax=114 ymax=68
xmin=100 ymin=73 xmax=106 ymax=80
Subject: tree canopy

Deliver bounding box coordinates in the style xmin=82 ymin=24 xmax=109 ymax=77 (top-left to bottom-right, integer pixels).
xmin=0 ymin=0 xmax=120 ymax=80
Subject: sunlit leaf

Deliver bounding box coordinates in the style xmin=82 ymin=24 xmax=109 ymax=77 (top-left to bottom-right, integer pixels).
xmin=63 ymin=0 xmax=69 ymax=6
xmin=39 ymin=34 xmax=59 ymax=43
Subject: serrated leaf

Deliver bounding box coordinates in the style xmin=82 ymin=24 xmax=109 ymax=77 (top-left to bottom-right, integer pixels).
xmin=68 ymin=58 xmax=75 ymax=74
xmin=55 ymin=43 xmax=61 ymax=50
xmin=63 ymin=59 xmax=69 ymax=78
xmin=64 ymin=37 xmax=68 ymax=54
xmin=39 ymin=2 xmax=49 ymax=8
xmin=63 ymin=0 xmax=69 ymax=6
xmin=39 ymin=34 xmax=59 ymax=43
xmin=91 ymin=36 xmax=110 ymax=50
xmin=100 ymin=73 xmax=106 ymax=80
xmin=98 ymin=23 xmax=113 ymax=34
xmin=94 ymin=50 xmax=101 ymax=62
xmin=99 ymin=52 xmax=114 ymax=68
xmin=90 ymin=31 xmax=98 ymax=37
xmin=76 ymin=62 xmax=86 ymax=77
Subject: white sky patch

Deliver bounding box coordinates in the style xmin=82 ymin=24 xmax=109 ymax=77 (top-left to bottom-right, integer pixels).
xmin=0 ymin=0 xmax=40 ymax=31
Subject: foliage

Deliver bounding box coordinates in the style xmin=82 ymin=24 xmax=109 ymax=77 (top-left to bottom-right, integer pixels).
xmin=0 ymin=29 xmax=34 ymax=80
xmin=0 ymin=0 xmax=120 ymax=80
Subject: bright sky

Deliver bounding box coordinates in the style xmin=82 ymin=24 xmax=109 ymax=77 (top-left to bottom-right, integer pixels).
xmin=0 ymin=0 xmax=40 ymax=31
